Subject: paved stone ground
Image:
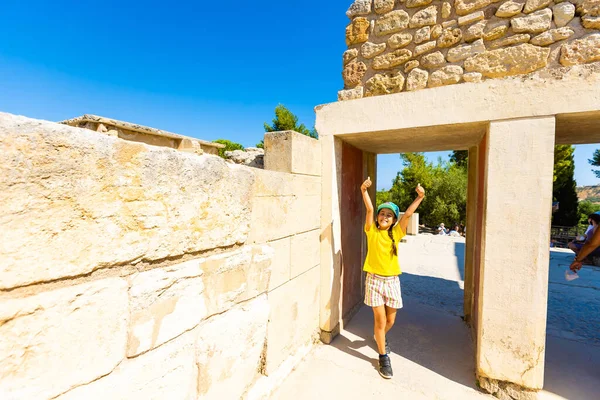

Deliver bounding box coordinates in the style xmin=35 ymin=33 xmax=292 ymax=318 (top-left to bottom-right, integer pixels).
xmin=272 ymin=235 xmax=600 ymax=400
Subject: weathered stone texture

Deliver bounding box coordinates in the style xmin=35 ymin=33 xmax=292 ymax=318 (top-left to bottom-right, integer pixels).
xmin=196 ymin=296 xmax=269 ymax=399
xmin=447 ymin=39 xmax=486 ymax=62
xmin=58 ymin=331 xmax=197 ymax=400
xmin=373 ymin=49 xmax=413 ymax=69
xmin=429 ymin=65 xmax=464 ymax=87
xmin=463 ymin=71 xmax=483 ymax=82
xmin=415 ymin=26 xmax=432 ymax=44
xmin=406 ymin=68 xmax=430 ymax=91
xmin=201 ymin=246 xmax=273 ymax=317
xmin=464 ymin=20 xmax=487 ymax=42
xmin=291 ymin=229 xmax=320 ymax=278
xmin=458 ymin=11 xmax=485 ymax=26
xmin=530 ymin=27 xmax=575 ymax=46
xmin=525 ymin=0 xmax=553 ymax=13
xmin=375 ymin=10 xmax=410 ymax=36
xmin=406 ymin=0 xmax=434 ymax=7
xmin=421 ymin=51 xmax=447 ymax=68
xmin=365 ymin=71 xmax=406 ymax=96
xmin=404 ymin=60 xmax=421 ymax=72
xmin=442 ymin=2 xmax=452 ymax=18
xmin=455 ymin=0 xmax=501 ymax=16
xmin=553 ymin=2 xmax=576 ymax=28
xmin=346 ymin=0 xmax=372 ymax=19
xmin=560 ymin=33 xmax=600 ymax=66
xmin=580 ymin=0 xmax=600 ymax=16
xmin=343 ymin=61 xmax=368 ymax=87
xmin=127 ymin=260 xmax=206 ymax=357
xmin=338 ymin=87 xmax=364 ymax=101
xmin=0 ymin=279 xmax=128 ymax=399
xmin=375 ymin=0 xmax=396 ymax=14
xmin=361 ymin=42 xmax=387 ymax=59
xmin=483 ymin=22 xmax=509 ymax=41
xmin=438 ymin=28 xmax=463 ymax=47
xmin=265 ymin=266 xmax=319 ymax=375
xmin=388 ymin=32 xmax=413 ymax=48
xmin=511 ymin=9 xmax=553 ymax=34
xmin=409 ymin=6 xmax=439 ymax=28
xmin=465 ymin=44 xmax=550 ymax=78
xmin=496 ymin=1 xmax=525 ymax=17
xmin=582 ymin=15 xmax=600 ymax=29
xmin=0 ymin=113 xmax=254 ymax=289
xmin=342 ymin=48 xmax=358 ymax=65
xmin=346 ymin=17 xmax=370 ymax=45
xmin=415 ymin=40 xmax=437 ymax=55
xmin=431 ymin=24 xmax=443 ymax=39
xmin=489 ymin=33 xmax=532 ymax=49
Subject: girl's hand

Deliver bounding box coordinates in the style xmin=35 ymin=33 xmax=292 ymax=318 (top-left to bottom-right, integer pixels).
xmin=570 ymin=259 xmax=583 ymax=272
xmin=361 ymin=177 xmax=372 ymax=192
xmin=416 ymin=183 xmax=425 ymax=198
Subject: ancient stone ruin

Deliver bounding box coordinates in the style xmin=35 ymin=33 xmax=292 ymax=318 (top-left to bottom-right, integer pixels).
xmin=340 ymin=0 xmax=600 ymax=99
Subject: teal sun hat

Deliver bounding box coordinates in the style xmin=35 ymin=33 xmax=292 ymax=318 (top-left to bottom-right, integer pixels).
xmin=377 ymin=202 xmax=400 ymax=221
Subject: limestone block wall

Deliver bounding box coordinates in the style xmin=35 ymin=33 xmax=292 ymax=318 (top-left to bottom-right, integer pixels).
xmin=0 ymin=113 xmax=321 ymax=400
xmin=340 ymin=0 xmax=600 ymax=100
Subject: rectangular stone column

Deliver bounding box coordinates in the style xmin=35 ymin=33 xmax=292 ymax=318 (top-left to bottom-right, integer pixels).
xmin=476 ymin=117 xmax=555 ymax=396
xmin=319 ymin=135 xmax=343 ymax=343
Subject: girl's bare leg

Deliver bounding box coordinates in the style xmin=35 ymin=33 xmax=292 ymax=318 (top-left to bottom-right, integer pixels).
xmin=385 ymin=306 xmax=397 ymax=333
xmin=372 ymin=305 xmax=387 ymax=354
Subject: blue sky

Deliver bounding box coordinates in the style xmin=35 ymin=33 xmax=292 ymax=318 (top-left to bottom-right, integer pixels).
xmin=0 ymin=1 xmax=597 ymax=189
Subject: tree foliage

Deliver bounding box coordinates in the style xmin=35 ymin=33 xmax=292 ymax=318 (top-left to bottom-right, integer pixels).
xmin=377 ymin=153 xmax=468 ymax=227
xmin=553 ymin=145 xmax=579 ymax=226
xmin=590 ymin=149 xmax=600 ymax=178
xmin=258 ymin=104 xmax=318 ymax=147
xmin=449 ymin=150 xmax=469 ymax=168
xmin=213 ymin=139 xmax=244 ymax=158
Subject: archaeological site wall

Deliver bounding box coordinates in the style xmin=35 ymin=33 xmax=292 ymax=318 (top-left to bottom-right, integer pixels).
xmin=340 ymin=0 xmax=600 ymax=100
xmin=0 ymin=113 xmax=321 ymax=400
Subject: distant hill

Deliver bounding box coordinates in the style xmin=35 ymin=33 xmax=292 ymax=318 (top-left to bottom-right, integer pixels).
xmin=577 ymin=185 xmax=600 ymax=204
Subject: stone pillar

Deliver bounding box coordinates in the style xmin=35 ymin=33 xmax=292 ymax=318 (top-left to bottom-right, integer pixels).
xmin=319 ymin=135 xmax=343 ymax=343
xmin=398 ymin=212 xmax=419 ymax=235
xmin=463 ymin=145 xmax=479 ymax=324
xmin=476 ymin=117 xmax=555 ymax=397
xmin=264 ymin=130 xmax=321 ymax=175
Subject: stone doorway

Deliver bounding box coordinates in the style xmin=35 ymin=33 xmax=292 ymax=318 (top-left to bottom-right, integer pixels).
xmin=316 ymin=76 xmax=600 ymax=397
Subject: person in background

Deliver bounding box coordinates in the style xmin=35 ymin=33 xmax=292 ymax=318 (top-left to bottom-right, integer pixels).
xmin=570 ymin=221 xmax=600 ymax=272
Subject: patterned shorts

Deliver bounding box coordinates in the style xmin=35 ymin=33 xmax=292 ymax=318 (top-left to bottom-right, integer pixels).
xmin=364 ymin=273 xmax=403 ymax=309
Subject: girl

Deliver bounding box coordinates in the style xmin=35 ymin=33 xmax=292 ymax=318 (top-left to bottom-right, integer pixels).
xmin=360 ymin=177 xmax=425 ymax=379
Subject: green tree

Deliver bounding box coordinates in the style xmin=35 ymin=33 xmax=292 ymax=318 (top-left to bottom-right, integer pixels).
xmin=552 ymin=145 xmax=579 ymax=226
xmin=213 ymin=139 xmax=244 ymax=158
xmin=257 ymin=104 xmax=318 ymax=147
xmin=590 ymin=149 xmax=600 ymax=178
xmin=449 ymin=150 xmax=469 ymax=168
xmin=578 ymin=200 xmax=600 ymax=228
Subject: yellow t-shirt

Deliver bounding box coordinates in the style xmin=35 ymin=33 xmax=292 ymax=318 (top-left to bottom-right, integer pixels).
xmin=363 ymin=223 xmax=405 ymax=276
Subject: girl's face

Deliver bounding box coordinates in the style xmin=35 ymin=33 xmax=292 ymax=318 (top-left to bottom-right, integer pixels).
xmin=377 ymin=209 xmax=396 ymax=230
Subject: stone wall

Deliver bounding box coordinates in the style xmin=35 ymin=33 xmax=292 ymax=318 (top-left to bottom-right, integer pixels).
xmin=0 ymin=113 xmax=321 ymax=400
xmin=340 ymin=0 xmax=600 ymax=100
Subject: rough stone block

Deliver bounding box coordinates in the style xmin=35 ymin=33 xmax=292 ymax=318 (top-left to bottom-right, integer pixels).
xmin=343 ymin=60 xmax=368 ymax=87
xmin=530 ymin=27 xmax=574 ymax=46
xmin=421 ymin=51 xmax=447 ymax=69
xmin=196 ymin=295 xmax=269 ymax=399
xmin=511 ymin=9 xmax=553 ymax=34
xmin=361 ymin=42 xmax=387 ymax=59
xmin=464 ymin=44 xmax=550 ymax=78
xmin=201 ymin=246 xmax=273 ymax=316
xmin=127 ymin=260 xmax=206 ymax=357
xmin=0 ymin=113 xmax=254 ymax=289
xmin=409 ymin=6 xmax=439 ymax=28
xmin=388 ymin=32 xmax=413 ymax=49
xmin=346 ymin=17 xmax=370 ymax=45
xmin=0 ymin=279 xmax=128 ymax=399
xmin=365 ymin=72 xmax=406 ymax=96
xmin=264 ymin=130 xmax=321 ymax=176
xmin=455 ymin=0 xmax=501 ymax=16
xmin=458 ymin=11 xmax=485 ymax=26
xmin=248 ymin=195 xmax=321 ymax=243
xmin=374 ymin=10 xmax=410 ymax=36
xmin=560 ymin=33 xmax=600 ymax=66
xmin=496 ymin=1 xmax=525 ymax=17
xmin=447 ymin=39 xmax=486 ymax=62
xmin=291 ymin=229 xmax=320 ymax=278
xmin=265 ymin=266 xmax=320 ymax=375
xmin=406 ymin=68 xmax=429 ymax=91
xmin=338 ymin=87 xmax=364 ymax=101
xmin=524 ymin=0 xmax=552 ymax=14
xmin=57 ymin=331 xmax=197 ymax=400
xmin=268 ymin=237 xmax=291 ymax=290
xmin=375 ymin=0 xmax=396 ymax=14
xmin=373 ymin=49 xmax=413 ymax=69
xmin=428 ymin=65 xmax=464 ymax=87
xmin=346 ymin=0 xmax=372 ymax=19
xmin=553 ymin=2 xmax=575 ymax=27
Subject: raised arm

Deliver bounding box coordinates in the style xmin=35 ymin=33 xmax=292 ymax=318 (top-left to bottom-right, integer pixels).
xmin=570 ymin=227 xmax=600 ymax=271
xmin=399 ymin=184 xmax=425 ymax=234
xmin=361 ymin=177 xmax=374 ymax=231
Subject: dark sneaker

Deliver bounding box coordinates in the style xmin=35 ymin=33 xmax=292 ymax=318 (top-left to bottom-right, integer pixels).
xmin=378 ymin=354 xmax=393 ymax=379
xmin=373 ymin=335 xmax=391 ymax=354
